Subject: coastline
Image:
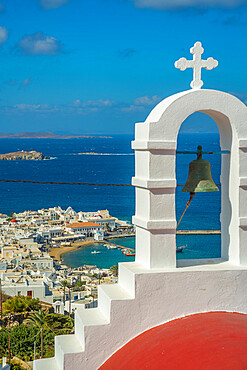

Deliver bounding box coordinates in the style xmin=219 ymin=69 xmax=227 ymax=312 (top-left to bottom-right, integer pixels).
xmin=0 ymin=132 xmax=112 ymax=139
xmin=49 ymin=241 xmax=96 ymax=261
xmin=50 ymin=235 xmax=136 ymax=263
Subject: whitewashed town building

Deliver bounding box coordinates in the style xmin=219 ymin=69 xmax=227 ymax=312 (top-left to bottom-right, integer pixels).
xmin=66 ymin=222 xmax=103 ymax=236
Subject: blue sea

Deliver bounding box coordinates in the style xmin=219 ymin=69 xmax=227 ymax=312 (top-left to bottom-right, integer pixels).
xmin=0 ymin=133 xmax=222 ymax=268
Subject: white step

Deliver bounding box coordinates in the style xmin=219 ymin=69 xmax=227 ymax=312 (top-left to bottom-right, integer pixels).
xmin=55 ymin=334 xmax=83 ymax=369
xmin=75 ymin=307 xmax=109 ymax=346
xmin=118 ymin=262 xmax=136 ymax=297
xmin=33 ymin=357 xmax=59 ymax=370
xmin=99 ymin=283 xmax=133 ymax=300
xmin=98 ymin=284 xmax=134 ymax=321
xmin=76 ymin=307 xmax=109 ymax=326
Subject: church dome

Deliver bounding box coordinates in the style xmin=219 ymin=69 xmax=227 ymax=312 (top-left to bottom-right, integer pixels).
xmin=100 ymin=312 xmax=247 ymax=370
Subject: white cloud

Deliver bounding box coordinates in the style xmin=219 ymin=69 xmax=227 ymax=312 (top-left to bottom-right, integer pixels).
xmin=133 ymin=95 xmax=161 ymax=106
xmin=71 ymin=96 xmax=162 ymax=114
xmin=40 ymin=0 xmax=70 ymax=9
xmin=121 ymin=105 xmax=146 ymax=113
xmin=71 ymin=99 xmax=81 ymax=107
xmin=131 ymin=0 xmax=247 ymax=9
xmin=18 ymin=32 xmax=63 ymax=56
xmin=14 ymin=104 xmax=40 ymax=111
xmin=2 ymin=95 xmax=162 ymax=116
xmin=0 ymin=26 xmax=8 ymax=46
xmin=83 ymin=99 xmax=116 ymax=108
xmin=0 ymin=0 xmax=68 ymax=12
xmin=71 ymin=99 xmax=116 ymax=108
xmin=5 ymin=78 xmax=32 ymax=88
xmin=121 ymin=95 xmax=162 ymax=112
xmin=13 ymin=104 xmax=57 ymax=112
xmin=21 ymin=78 xmax=32 ymax=87
xmin=77 ymin=107 xmax=99 ymax=115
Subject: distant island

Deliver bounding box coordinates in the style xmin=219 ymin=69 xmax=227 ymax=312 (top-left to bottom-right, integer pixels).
xmin=0 ymin=132 xmax=112 ymax=139
xmin=0 ymin=151 xmax=50 ymax=160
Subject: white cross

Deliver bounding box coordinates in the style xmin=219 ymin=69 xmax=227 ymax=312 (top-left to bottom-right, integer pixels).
xmin=175 ymin=41 xmax=218 ymax=89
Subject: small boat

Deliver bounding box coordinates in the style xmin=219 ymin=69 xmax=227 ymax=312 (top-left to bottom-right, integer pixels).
xmin=176 ymin=246 xmax=186 ymax=253
xmin=91 ymin=251 xmax=101 ymax=254
xmin=107 ymin=244 xmax=117 ymax=249
xmin=124 ymin=251 xmax=135 ymax=256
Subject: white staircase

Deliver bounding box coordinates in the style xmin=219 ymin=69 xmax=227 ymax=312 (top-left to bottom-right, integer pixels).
xmin=34 ymin=262 xmax=136 ymax=370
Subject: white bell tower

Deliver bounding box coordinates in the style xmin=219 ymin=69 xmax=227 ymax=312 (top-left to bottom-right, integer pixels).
xmin=132 ymin=42 xmax=247 ymax=269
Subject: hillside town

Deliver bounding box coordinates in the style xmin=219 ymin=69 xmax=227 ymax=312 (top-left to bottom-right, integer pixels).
xmin=0 ymin=206 xmax=133 ymax=315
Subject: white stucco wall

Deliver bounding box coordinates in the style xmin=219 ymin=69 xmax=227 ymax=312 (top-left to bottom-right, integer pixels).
xmin=2 ymin=282 xmax=53 ymax=304
xmin=57 ymin=261 xmax=247 ymax=370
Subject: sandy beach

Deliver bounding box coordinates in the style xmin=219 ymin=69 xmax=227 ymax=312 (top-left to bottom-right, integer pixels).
xmin=49 ymin=241 xmax=96 ymax=261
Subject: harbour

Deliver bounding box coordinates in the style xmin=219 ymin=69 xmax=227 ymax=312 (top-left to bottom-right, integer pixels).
xmin=0 ymin=134 xmax=223 ymax=269
xmin=61 ymin=233 xmax=222 ymax=268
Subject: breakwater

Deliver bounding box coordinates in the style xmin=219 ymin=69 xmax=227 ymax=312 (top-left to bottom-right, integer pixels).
xmin=105 ymin=233 xmax=135 ymax=239
xmin=106 ymin=231 xmax=221 ymax=238
xmin=104 ymin=241 xmax=135 ymax=252
xmin=177 ymin=230 xmax=221 ymax=235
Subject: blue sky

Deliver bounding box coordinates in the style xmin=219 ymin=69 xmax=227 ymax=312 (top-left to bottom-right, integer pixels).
xmin=0 ymin=0 xmax=246 ymax=134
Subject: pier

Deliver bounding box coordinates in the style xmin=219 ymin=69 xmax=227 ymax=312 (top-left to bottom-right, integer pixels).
xmin=103 ymin=241 xmax=135 ymax=253
xmin=105 ymin=233 xmax=135 ymax=239
xmin=103 ymin=230 xmax=220 ymax=252
xmin=105 ymin=231 xmax=220 ymax=238
xmin=176 ymin=230 xmax=221 ymax=235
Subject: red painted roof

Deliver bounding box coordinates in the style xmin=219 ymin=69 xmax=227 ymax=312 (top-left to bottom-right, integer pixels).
xmin=100 ymin=312 xmax=247 ymax=370
xmin=66 ymin=222 xmax=101 ymax=228
xmin=10 ymin=219 xmax=17 ymax=222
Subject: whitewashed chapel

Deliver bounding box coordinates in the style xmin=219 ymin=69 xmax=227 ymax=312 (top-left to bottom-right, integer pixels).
xmin=34 ymin=42 xmax=247 ymax=370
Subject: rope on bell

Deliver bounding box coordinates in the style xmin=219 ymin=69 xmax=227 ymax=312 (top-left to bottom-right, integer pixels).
xmin=177 ymin=192 xmax=195 ymax=228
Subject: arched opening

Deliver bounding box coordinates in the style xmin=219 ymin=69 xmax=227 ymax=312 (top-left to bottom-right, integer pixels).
xmin=176 ymin=112 xmax=222 ymax=260
xmin=133 ymin=89 xmax=245 ymax=269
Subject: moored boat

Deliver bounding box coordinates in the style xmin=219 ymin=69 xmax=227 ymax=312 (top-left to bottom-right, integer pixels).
xmin=176 ymin=246 xmax=186 ymax=253
xmin=106 ymin=244 xmax=117 ymax=249
xmin=124 ymin=251 xmax=135 ymax=256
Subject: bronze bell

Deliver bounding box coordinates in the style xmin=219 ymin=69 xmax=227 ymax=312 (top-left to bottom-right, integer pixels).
xmin=182 ymin=145 xmax=219 ymax=193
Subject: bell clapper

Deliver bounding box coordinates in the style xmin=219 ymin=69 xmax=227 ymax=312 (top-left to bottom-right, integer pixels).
xmin=177 ymin=192 xmax=195 ymax=228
